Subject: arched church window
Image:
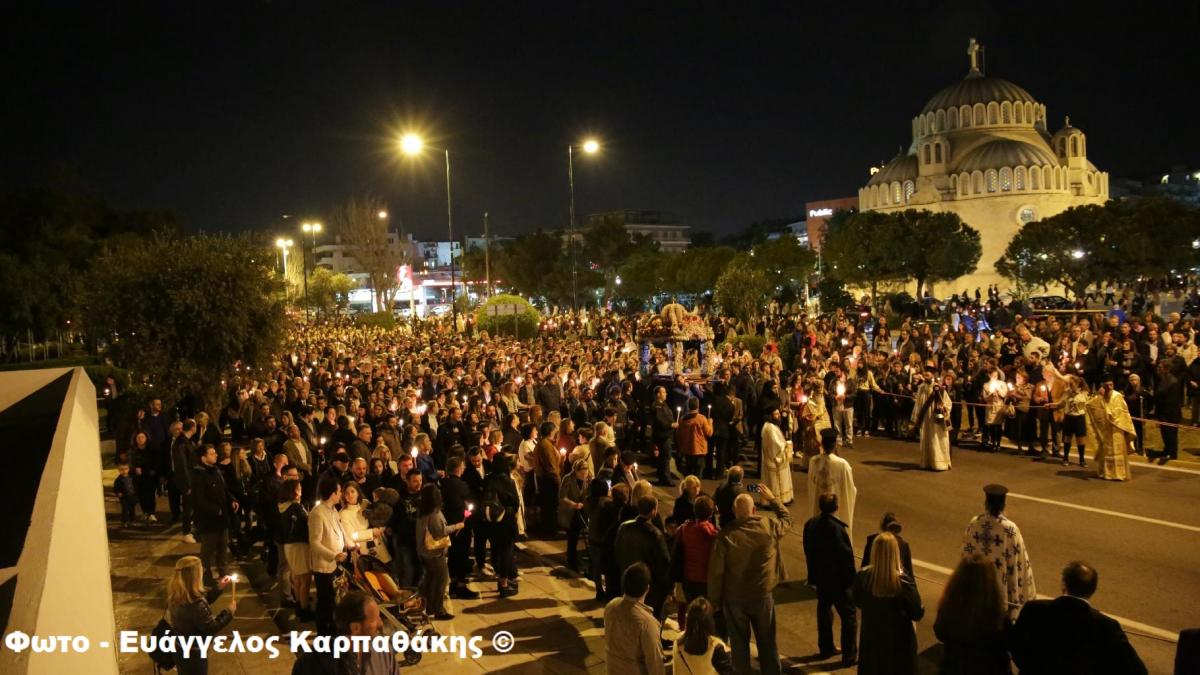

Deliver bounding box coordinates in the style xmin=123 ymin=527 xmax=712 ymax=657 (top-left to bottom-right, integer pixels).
xmin=1000 ymin=168 xmax=1012 ymax=191
xmin=948 ymin=108 xmax=958 ymax=129
xmin=1030 ymin=169 xmax=1040 ymax=190
xmin=986 ymin=170 xmax=998 ymax=192
xmin=1015 ymin=167 xmax=1025 ymax=190
xmin=904 ymin=181 xmax=914 ymax=201
xmin=987 ymin=102 xmax=999 ymax=124
xmin=934 ymin=143 xmax=943 ymax=163
xmin=1015 ymin=104 xmax=1024 ymax=124
xmin=1001 ymin=102 xmax=1011 ymax=123
xmin=923 ymin=145 xmax=931 ymax=164
xmin=893 ymin=182 xmax=902 ymax=203
xmin=973 ymin=104 xmax=986 ymax=126
xmin=1070 ymin=137 xmax=1079 ymax=156
xmin=973 ymin=172 xmax=984 ymax=193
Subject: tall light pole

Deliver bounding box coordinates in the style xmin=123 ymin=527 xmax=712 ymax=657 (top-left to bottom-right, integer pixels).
xmin=482 ymin=207 xmax=492 ymax=296
xmin=300 ymin=221 xmax=322 ymax=319
xmin=401 ymin=133 xmax=458 ymax=331
xmin=568 ymin=138 xmax=600 ymax=312
xmin=275 ymin=237 xmax=294 ymax=303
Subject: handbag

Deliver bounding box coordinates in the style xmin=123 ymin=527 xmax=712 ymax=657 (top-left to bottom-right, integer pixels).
xmin=423 ymin=528 xmax=451 ymax=551
xmin=1004 ymin=403 xmax=1017 ymax=419
xmin=147 ymin=611 xmax=176 ymax=670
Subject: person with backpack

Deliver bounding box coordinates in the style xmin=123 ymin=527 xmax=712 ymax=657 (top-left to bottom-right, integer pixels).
xmin=482 ymin=453 xmax=521 ymax=597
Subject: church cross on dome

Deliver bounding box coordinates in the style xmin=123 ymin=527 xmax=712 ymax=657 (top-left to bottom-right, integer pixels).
xmin=967 ymin=38 xmax=984 ymax=75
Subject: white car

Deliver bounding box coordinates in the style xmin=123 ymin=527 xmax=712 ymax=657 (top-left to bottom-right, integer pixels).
xmin=429 ymin=304 xmax=452 ymax=317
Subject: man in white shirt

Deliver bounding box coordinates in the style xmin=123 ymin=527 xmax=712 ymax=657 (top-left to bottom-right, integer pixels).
xmin=309 ymin=476 xmax=350 ymax=636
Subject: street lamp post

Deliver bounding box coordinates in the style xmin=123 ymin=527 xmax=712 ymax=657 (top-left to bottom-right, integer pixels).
xmin=300 ymin=221 xmax=322 ymax=319
xmin=275 ymin=237 xmax=294 ymax=302
xmin=401 ymin=133 xmax=458 ymax=331
xmin=568 ymin=139 xmax=600 ymax=313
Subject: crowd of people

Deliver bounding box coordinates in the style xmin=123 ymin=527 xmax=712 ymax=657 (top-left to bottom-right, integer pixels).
xmin=106 ymin=298 xmax=1182 ymax=673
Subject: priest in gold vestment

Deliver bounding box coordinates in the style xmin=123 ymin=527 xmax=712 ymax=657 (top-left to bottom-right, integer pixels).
xmin=1085 ymin=378 xmax=1133 ymax=481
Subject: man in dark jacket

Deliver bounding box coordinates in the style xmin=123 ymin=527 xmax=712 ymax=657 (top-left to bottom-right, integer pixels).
xmin=650 ymin=386 xmax=677 ymax=487
xmin=802 ymin=492 xmax=858 ymax=666
xmin=536 ymin=376 xmax=563 ymax=417
xmin=191 ymin=444 xmax=237 ymax=584
xmin=1010 ymin=561 xmax=1146 ymax=675
xmin=388 ymin=469 xmax=423 ymax=587
xmin=709 ymin=382 xmax=736 ymax=478
xmin=441 ymin=455 xmax=479 ymax=599
xmin=171 ymin=419 xmax=199 ymax=542
xmin=614 ymin=496 xmax=671 ymax=618
xmin=713 ymin=465 xmax=746 ymax=528
xmin=1151 ymin=361 xmax=1183 ymax=463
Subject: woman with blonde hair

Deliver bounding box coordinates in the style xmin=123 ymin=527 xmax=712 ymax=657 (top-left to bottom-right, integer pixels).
xmin=852 ymin=532 xmax=924 ymax=674
xmin=167 ymin=555 xmax=236 ymax=674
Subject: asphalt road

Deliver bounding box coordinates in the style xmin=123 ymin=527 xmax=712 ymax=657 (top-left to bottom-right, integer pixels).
xmin=684 ymin=436 xmax=1199 ymax=674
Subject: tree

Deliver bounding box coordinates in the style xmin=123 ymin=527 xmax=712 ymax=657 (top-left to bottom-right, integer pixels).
xmin=894 ymin=209 xmax=981 ymax=299
xmin=459 ymin=246 xmax=490 ymax=297
xmin=0 ymin=172 xmax=181 ymax=339
xmin=582 ymin=215 xmax=652 ymax=302
xmin=616 ymin=249 xmax=670 ymax=306
xmin=664 ymin=246 xmax=737 ymax=295
xmin=80 ymin=233 xmax=283 ymax=415
xmin=820 ymin=210 xmax=909 ymax=309
xmin=996 ymin=204 xmax=1114 ymax=299
xmin=306 ymin=268 xmax=356 ymax=317
xmin=713 ymin=254 xmax=771 ymax=323
xmin=494 ymin=229 xmax=565 ymax=300
xmin=335 ymin=196 xmax=408 ymax=313
xmin=749 ymin=234 xmax=817 ymax=300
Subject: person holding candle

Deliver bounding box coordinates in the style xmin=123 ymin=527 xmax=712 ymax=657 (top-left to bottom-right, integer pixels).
xmin=981 ymin=368 xmax=1009 ymax=452
xmin=533 ymin=420 xmax=564 ymax=533
xmin=650 ymin=386 xmax=678 ymax=488
xmin=416 ymin=483 xmax=465 ymax=620
xmin=675 ymin=397 xmax=714 ymax=480
xmin=166 ymin=556 xmax=236 ymax=675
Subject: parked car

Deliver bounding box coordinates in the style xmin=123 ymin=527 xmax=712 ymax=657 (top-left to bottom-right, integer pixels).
xmin=1028 ymin=295 xmax=1073 ymax=310
xmin=429 ymin=304 xmax=452 ymax=317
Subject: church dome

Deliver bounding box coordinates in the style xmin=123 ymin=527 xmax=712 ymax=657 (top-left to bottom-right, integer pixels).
xmin=954 ymin=139 xmax=1058 ymax=173
xmin=921 ymin=72 xmax=1038 ymax=115
xmin=1051 ymin=119 xmax=1084 ymax=143
xmin=867 ymin=153 xmax=918 ymax=186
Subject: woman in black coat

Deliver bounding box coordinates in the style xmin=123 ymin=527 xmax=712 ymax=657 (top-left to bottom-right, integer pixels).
xmin=853 ymin=532 xmax=925 ymax=675
xmin=483 ymin=453 xmax=522 ymax=597
xmin=167 ymin=556 xmax=236 ymax=675
xmin=933 ymin=556 xmax=1010 ymax=675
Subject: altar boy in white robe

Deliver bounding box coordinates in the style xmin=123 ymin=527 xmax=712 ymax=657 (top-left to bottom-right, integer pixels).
xmin=808 ymin=428 xmax=857 ymax=541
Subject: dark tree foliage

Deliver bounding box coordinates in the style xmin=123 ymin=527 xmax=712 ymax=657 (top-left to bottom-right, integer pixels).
xmin=80 ymin=233 xmax=284 ymax=414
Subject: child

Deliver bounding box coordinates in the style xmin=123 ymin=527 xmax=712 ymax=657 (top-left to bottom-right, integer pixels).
xmin=114 ymin=463 xmax=138 ymax=527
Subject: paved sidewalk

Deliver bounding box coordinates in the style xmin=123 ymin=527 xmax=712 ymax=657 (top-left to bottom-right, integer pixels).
xmin=104 ymin=467 xmax=614 ymax=674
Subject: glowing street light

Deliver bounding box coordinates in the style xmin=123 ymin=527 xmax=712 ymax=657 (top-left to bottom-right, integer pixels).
xmin=399 ymin=132 xmax=458 ymax=329
xmin=400 ymin=133 xmax=424 ymax=156
xmin=1071 ymin=249 xmax=1086 ymax=259
xmin=300 ymin=222 xmax=322 ymax=319
xmin=275 ymin=238 xmax=294 ymax=301
xmin=569 ymin=137 xmax=602 ymax=311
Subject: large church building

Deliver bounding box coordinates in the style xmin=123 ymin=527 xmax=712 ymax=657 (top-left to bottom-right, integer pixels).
xmin=858 ymin=39 xmax=1109 ymax=292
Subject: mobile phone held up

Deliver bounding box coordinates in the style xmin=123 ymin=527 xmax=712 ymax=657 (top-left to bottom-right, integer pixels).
xmin=747 ymin=483 xmax=762 ymax=494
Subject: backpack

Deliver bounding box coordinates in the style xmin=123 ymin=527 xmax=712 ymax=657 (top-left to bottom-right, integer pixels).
xmin=481 ymin=485 xmax=507 ymax=523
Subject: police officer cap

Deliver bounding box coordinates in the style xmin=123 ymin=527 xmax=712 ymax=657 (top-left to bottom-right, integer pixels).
xmin=983 ymin=483 xmax=1008 ymax=497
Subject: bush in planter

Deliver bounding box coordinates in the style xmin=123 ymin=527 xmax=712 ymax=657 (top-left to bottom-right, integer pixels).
xmin=475 ymin=294 xmax=541 ymax=339
xmin=723 ymin=334 xmax=767 ymax=357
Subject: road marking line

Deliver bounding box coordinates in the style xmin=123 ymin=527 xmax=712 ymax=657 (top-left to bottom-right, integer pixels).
xmin=1006 ymin=492 xmax=1200 ymax=532
xmin=992 ymin=441 xmax=1200 ymax=475
xmin=911 ymin=558 xmax=1180 ymax=643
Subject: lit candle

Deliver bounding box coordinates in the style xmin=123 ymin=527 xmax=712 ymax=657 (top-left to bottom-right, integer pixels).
xmin=836 ymin=382 xmax=846 ymax=398
xmin=320 ymin=437 xmax=327 ymax=446
xmin=230 ymin=573 xmax=238 ymax=603
xmin=800 ymin=394 xmax=809 ymax=404
xmin=676 ymin=406 xmax=682 ymax=422
xmin=411 ymin=447 xmax=418 ymax=458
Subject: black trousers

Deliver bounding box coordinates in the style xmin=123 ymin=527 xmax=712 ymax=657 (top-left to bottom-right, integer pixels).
xmin=816 ymin=585 xmax=857 ymax=658
xmin=448 ymin=525 xmax=472 ymax=583
xmin=135 ymin=472 xmax=158 ymax=516
xmin=471 ymin=519 xmax=488 ymax=568
xmin=565 ymin=512 xmax=585 ymax=570
xmin=654 ymin=435 xmax=675 ymax=484
xmin=313 ymin=571 xmax=336 ymax=636
xmin=682 ymin=454 xmax=704 ymax=479
xmin=488 ymin=524 xmax=517 ymax=581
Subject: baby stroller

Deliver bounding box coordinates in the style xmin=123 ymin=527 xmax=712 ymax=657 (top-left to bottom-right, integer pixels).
xmin=335 ymin=554 xmax=438 ymax=666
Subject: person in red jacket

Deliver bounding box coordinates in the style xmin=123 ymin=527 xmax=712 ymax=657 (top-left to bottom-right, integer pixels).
xmin=674 ymin=398 xmax=713 ymax=479
xmin=671 ymin=495 xmax=719 ymax=627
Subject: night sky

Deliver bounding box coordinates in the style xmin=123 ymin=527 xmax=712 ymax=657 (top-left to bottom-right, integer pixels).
xmin=4 ymin=2 xmax=1198 ymax=240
